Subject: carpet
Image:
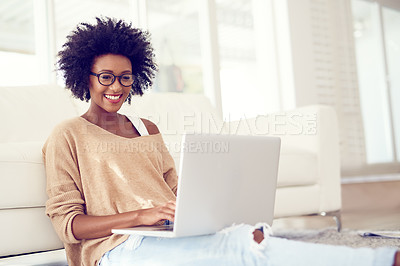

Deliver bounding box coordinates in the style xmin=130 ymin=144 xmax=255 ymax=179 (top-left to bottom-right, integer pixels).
xmin=273 ymin=227 xmax=400 ymax=249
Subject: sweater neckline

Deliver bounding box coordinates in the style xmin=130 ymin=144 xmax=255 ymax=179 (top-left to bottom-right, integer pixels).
xmin=77 ymin=116 xmax=160 ymax=140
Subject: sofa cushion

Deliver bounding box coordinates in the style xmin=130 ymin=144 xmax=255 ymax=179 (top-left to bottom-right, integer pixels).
xmin=0 ymin=249 xmax=67 ymax=265
xmin=121 ymin=93 xmax=223 ymax=134
xmin=274 ymin=184 xmax=321 ymax=217
xmin=0 ymin=142 xmax=46 ymax=209
xmin=0 ymin=207 xmax=63 ymax=257
xmin=0 ymin=85 xmax=79 ymax=143
xmin=277 ymin=147 xmax=318 ymax=188
xmin=120 ymin=92 xmax=224 ymax=168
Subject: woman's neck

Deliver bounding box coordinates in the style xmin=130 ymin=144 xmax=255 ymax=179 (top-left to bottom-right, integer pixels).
xmin=81 ymin=106 xmax=123 ymax=128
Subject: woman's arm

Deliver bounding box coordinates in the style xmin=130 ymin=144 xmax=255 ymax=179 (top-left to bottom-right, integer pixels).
xmin=72 ymin=201 xmax=176 ymax=240
xmin=47 ymin=118 xmax=176 ymax=241
xmin=140 ymin=119 xmax=179 ymax=195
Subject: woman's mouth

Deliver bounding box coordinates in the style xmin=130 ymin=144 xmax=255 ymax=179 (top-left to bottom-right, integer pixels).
xmin=104 ymin=94 xmax=123 ymax=103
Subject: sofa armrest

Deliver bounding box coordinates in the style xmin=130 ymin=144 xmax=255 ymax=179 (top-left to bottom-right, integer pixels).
xmin=0 ymin=249 xmax=67 ymax=265
xmin=0 ymin=142 xmax=64 ymax=257
xmin=286 ymin=105 xmax=341 ymax=213
xmin=225 ymin=105 xmax=342 ymax=213
xmin=0 ymin=142 xmax=47 ymax=209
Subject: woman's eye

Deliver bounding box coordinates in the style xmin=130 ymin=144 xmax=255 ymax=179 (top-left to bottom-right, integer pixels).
xmin=122 ymin=75 xmax=132 ymax=81
xmin=100 ymin=74 xmax=113 ymax=80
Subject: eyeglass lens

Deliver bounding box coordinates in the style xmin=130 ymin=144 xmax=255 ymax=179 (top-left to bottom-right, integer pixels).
xmin=99 ymin=73 xmax=134 ymax=86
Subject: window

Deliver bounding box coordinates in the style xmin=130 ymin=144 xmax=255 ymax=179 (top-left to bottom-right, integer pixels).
xmin=53 ymin=0 xmax=134 ymax=86
xmin=1 ymin=0 xmax=281 ymax=123
xmin=215 ymin=0 xmax=280 ymax=120
xmin=352 ymin=0 xmax=400 ymax=165
xmin=53 ymin=0 xmax=134 ymax=53
xmin=216 ymin=0 xmax=259 ymax=120
xmin=147 ymin=0 xmax=204 ymax=94
xmin=383 ymin=6 xmax=400 ymax=163
xmin=0 ymin=0 xmax=45 ymax=86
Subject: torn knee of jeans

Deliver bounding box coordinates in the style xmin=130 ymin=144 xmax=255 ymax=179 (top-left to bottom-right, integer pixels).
xmin=253 ymin=229 xmax=264 ymax=244
xmin=250 ymin=223 xmax=272 ymax=249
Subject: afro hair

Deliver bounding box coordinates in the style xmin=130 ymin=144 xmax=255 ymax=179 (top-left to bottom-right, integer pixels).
xmin=57 ymin=17 xmax=157 ymax=103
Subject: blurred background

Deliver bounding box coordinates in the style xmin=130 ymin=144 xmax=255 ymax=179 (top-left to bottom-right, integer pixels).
xmin=0 ymin=0 xmax=399 ymax=181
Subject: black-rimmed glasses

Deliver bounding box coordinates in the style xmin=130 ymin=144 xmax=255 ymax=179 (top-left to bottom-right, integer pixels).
xmin=90 ymin=72 xmax=134 ymax=87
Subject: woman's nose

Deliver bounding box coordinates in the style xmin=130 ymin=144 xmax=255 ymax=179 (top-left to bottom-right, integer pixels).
xmin=109 ymin=80 xmax=123 ymax=92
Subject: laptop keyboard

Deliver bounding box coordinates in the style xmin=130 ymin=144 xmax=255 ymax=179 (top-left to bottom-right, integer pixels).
xmin=145 ymin=224 xmax=174 ymax=231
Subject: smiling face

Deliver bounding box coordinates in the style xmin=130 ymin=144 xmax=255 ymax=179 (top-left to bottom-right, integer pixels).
xmin=88 ymin=54 xmax=133 ymax=115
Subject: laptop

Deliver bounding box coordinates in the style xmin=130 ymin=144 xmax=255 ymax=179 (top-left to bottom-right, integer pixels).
xmin=112 ymin=134 xmax=281 ymax=238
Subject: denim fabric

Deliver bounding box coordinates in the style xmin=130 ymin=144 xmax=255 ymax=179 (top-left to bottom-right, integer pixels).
xmin=265 ymin=236 xmax=397 ymax=266
xmin=99 ymin=224 xmax=397 ymax=266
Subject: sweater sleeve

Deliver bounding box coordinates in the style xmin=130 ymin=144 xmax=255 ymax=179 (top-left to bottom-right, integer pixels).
xmin=159 ymin=136 xmax=178 ymax=196
xmin=43 ymin=126 xmax=85 ymax=244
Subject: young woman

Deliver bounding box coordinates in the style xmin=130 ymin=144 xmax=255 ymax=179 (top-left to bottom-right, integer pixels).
xmin=43 ymin=17 xmax=400 ymax=266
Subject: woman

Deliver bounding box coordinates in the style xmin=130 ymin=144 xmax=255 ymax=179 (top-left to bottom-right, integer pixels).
xmin=43 ymin=17 xmax=399 ymax=266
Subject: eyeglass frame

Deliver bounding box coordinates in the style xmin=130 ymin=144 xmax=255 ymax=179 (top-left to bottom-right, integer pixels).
xmin=90 ymin=72 xmax=134 ymax=87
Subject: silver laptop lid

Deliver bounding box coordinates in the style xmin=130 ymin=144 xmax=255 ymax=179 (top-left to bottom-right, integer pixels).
xmin=173 ymin=134 xmax=281 ymax=237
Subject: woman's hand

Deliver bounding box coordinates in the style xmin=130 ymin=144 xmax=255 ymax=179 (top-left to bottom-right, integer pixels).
xmin=136 ymin=201 xmax=176 ymax=225
xmin=72 ymin=201 xmax=176 ymax=240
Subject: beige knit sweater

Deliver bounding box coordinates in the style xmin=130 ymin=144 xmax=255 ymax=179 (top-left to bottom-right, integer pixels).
xmin=42 ymin=117 xmax=178 ymax=266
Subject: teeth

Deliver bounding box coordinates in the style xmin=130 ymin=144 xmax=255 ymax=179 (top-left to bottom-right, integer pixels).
xmin=105 ymin=95 xmax=120 ymax=100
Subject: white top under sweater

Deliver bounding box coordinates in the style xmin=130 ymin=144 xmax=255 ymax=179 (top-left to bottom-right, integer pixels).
xmin=126 ymin=116 xmax=149 ymax=136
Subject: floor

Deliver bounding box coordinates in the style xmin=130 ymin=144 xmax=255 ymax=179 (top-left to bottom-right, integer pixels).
xmin=272 ymin=181 xmax=400 ymax=231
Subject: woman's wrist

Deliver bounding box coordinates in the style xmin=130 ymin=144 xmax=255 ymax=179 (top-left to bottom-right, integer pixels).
xmin=71 ymin=211 xmax=140 ymax=240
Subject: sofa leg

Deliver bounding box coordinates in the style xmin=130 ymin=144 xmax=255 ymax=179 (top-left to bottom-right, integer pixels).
xmin=319 ymin=210 xmax=342 ymax=232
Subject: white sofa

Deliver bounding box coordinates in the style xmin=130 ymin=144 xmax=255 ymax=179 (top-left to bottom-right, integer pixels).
xmin=0 ymin=84 xmax=341 ymax=264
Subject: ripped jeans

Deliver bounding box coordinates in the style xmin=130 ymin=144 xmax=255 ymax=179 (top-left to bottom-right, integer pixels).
xmin=99 ymin=224 xmax=397 ymax=266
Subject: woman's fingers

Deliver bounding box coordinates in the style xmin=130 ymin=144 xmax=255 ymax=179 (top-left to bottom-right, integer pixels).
xmin=165 ymin=200 xmax=176 ymax=208
xmin=165 ymin=201 xmax=176 ymax=211
xmin=137 ymin=201 xmax=177 ymax=225
xmin=159 ymin=201 xmax=176 ymax=221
